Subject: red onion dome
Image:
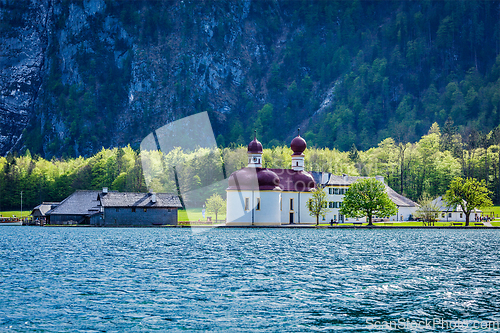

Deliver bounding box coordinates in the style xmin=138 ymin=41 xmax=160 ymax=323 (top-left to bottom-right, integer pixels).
xmin=227 ymin=168 xmax=280 ymax=191
xmin=257 ymin=169 xmax=281 ymax=190
xmin=291 ymin=132 xmax=307 ymax=156
xmin=248 ymin=136 xmax=263 ymax=154
xmin=292 ymin=171 xmax=315 ymax=191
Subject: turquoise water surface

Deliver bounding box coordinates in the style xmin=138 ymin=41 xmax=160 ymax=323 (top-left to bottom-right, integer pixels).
xmin=1 ymin=227 xmax=500 ymax=332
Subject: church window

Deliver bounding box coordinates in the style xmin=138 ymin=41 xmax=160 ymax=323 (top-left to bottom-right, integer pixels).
xmin=245 ymin=198 xmax=250 ymax=211
xmin=290 ymin=198 xmax=294 ymax=211
xmin=256 ymin=198 xmax=261 ymax=211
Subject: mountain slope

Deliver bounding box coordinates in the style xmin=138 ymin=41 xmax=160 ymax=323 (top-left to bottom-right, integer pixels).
xmin=0 ymin=0 xmax=499 ymax=157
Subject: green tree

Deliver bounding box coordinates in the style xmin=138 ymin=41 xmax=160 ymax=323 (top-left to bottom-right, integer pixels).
xmin=443 ymin=177 xmax=493 ymax=226
xmin=340 ymin=178 xmax=397 ymax=226
xmin=414 ymin=193 xmax=440 ymax=225
xmin=205 ymin=193 xmax=226 ymax=223
xmin=306 ymin=184 xmax=330 ymax=226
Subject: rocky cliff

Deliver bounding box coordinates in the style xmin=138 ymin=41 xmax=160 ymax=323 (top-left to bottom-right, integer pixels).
xmin=0 ymin=1 xmax=50 ymax=155
xmin=1 ymin=0 xmax=298 ymax=157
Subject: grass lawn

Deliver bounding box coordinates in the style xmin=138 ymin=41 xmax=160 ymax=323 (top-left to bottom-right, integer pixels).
xmin=480 ymin=206 xmax=500 ymax=220
xmin=318 ymin=221 xmax=490 ymax=227
xmin=0 ymin=211 xmax=25 ymax=218
xmin=178 ymin=207 xmax=226 ymax=223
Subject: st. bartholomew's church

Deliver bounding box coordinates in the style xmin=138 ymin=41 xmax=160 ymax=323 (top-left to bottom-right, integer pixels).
xmin=226 ymin=133 xmax=418 ymax=226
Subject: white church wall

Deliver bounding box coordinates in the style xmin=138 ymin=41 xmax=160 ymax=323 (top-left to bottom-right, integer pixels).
xmin=226 ymin=190 xmax=281 ymax=225
xmin=253 ymin=191 xmax=281 ymax=225
xmin=279 ymin=191 xmax=317 ymax=224
xmin=226 ymin=190 xmax=252 ymax=225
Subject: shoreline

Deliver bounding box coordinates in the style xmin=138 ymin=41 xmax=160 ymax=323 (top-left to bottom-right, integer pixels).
xmin=29 ymin=224 xmax=500 ymax=229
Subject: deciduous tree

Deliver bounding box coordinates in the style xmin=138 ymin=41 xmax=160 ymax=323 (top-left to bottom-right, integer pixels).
xmin=443 ymin=177 xmax=492 ymax=226
xmin=306 ymin=184 xmax=330 ymax=226
xmin=205 ymin=193 xmax=226 ymax=223
xmin=414 ymin=193 xmax=440 ymax=225
xmin=340 ymin=178 xmax=397 ymax=226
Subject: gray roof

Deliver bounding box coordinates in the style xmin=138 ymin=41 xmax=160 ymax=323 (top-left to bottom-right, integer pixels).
xmin=326 ymin=174 xmax=364 ymax=186
xmin=431 ymin=196 xmax=482 ymax=213
xmin=312 ymin=172 xmax=418 ymax=208
xmin=432 ymin=196 xmax=455 ymax=211
xmin=46 ymin=191 xmax=100 ymax=216
xmin=384 ymin=185 xmax=418 ymax=207
xmin=99 ymin=192 xmax=182 ymax=208
xmin=310 ymin=171 xmax=331 ymax=185
xmin=31 ymin=202 xmax=59 ymax=216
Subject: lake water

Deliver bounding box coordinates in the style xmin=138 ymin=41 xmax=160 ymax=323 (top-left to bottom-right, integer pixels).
xmin=1 ymin=227 xmax=500 ymax=332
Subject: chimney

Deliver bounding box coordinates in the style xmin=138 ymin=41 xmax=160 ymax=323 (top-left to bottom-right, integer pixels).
xmin=102 ymin=187 xmax=108 ymax=194
xmin=342 ymin=174 xmax=348 ymax=182
xmin=151 ymin=193 xmax=157 ymax=203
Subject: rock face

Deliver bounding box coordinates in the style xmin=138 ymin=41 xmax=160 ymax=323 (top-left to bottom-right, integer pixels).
xmin=0 ymin=0 xmax=295 ymax=157
xmin=0 ymin=0 xmax=50 ymax=155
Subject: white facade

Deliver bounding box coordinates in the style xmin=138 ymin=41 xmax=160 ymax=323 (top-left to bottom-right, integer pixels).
xmin=227 ymin=182 xmax=419 ymax=225
xmin=226 ymin=190 xmax=281 ymax=226
xmin=226 ymin=136 xmax=419 ymax=226
xmin=432 ymin=196 xmax=482 ymax=222
xmin=280 ymin=191 xmax=312 ymax=224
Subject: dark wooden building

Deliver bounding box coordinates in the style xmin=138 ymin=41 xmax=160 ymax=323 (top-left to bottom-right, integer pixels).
xmin=96 ymin=192 xmax=181 ymax=227
xmin=31 ymin=202 xmax=60 ymax=225
xmin=45 ymin=191 xmax=101 ymax=225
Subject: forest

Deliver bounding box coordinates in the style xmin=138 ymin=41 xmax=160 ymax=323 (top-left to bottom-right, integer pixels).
xmin=2 ymin=0 xmax=498 ymax=157
xmin=1 ymin=122 xmax=499 ymax=211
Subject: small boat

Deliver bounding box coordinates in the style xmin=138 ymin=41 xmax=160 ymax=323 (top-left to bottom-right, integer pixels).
xmin=0 ymin=217 xmax=23 ymax=226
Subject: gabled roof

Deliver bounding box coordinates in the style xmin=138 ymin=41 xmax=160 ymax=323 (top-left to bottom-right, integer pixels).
xmin=431 ymin=196 xmax=482 ymax=213
xmin=46 ymin=191 xmax=100 ymax=216
xmin=326 ymin=174 xmax=364 ymax=186
xmin=32 ymin=202 xmax=60 ymax=216
xmin=310 ymin=171 xmax=331 ymax=185
xmin=99 ymin=192 xmax=182 ymax=208
xmin=385 ymin=185 xmax=418 ymax=207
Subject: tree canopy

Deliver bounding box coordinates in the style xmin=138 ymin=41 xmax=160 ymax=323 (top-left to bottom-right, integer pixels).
xmin=205 ymin=193 xmax=226 ymax=223
xmin=340 ymin=178 xmax=397 ymax=226
xmin=306 ymin=184 xmax=330 ymax=226
xmin=2 ymin=124 xmax=500 ymax=212
xmin=414 ymin=193 xmax=440 ymax=225
xmin=443 ymin=177 xmax=492 ymax=226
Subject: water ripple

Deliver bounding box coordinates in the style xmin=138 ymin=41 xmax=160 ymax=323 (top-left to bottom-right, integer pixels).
xmin=1 ymin=227 xmax=500 ymax=331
